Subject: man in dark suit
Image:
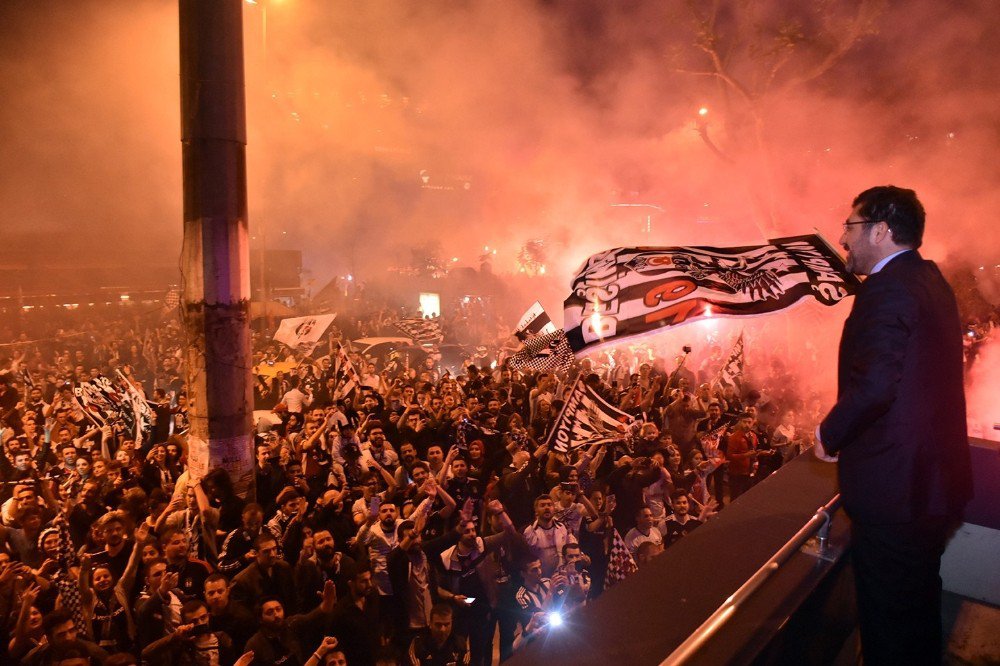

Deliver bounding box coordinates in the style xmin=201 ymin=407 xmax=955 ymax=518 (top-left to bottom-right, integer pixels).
xmin=817 ymin=186 xmax=973 ymax=665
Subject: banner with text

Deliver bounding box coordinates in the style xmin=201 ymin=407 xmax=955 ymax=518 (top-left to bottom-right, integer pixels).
xmin=546 ymin=378 xmax=635 ymax=453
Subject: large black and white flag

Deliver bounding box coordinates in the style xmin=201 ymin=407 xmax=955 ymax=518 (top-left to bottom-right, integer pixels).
xmin=546 ymin=378 xmax=635 ymax=453
xmin=274 ymin=314 xmax=337 ymax=356
xmin=74 ymin=374 xmax=153 ymax=443
xmin=713 ymin=333 xmax=745 ymax=392
xmin=395 ymin=317 xmax=444 ymax=346
xmin=507 ymin=329 xmax=575 ymax=373
xmin=116 ymin=370 xmax=155 ymax=445
xmin=563 ymin=235 xmax=859 ymax=354
xmin=514 ymin=301 xmax=557 ymax=341
xmin=332 ymin=343 xmax=360 ymax=402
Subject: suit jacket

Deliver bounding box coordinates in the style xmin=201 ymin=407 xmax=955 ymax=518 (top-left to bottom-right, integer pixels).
xmin=820 ymin=251 xmax=972 ymax=524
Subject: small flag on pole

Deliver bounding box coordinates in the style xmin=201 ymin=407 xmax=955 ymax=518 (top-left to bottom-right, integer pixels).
xmin=507 ymin=329 xmax=575 ymax=373
xmin=605 ymin=528 xmax=639 ymax=589
xmin=514 ymin=301 xmax=557 ymax=341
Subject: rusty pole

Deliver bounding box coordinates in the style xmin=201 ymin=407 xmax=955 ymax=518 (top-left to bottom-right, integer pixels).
xmin=178 ymin=0 xmax=255 ymax=497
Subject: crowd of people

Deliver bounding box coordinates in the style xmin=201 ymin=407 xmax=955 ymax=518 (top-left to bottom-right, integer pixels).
xmin=0 ymin=301 xmax=848 ymax=666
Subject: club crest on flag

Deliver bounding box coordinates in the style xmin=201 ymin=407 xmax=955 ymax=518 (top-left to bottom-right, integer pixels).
xmin=274 ymin=314 xmax=337 ymax=356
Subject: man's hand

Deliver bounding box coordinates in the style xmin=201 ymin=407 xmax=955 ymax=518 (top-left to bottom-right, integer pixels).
xmin=299 ymin=537 xmax=315 ymax=562
xmin=1 ymin=562 xmax=28 ymax=585
xmin=319 ymin=579 xmax=337 ymax=613
xmin=459 ymin=498 xmax=475 ymax=524
xmin=21 ymin=582 xmax=41 ymax=608
xmin=174 ymin=623 xmax=194 ymax=640
xmin=135 ymin=523 xmax=152 ymax=544
xmin=233 ymin=651 xmax=255 ymax=666
xmin=697 ymin=497 xmax=719 ymax=521
xmin=317 ymin=636 xmax=339 ymax=656
xmin=37 ymin=559 xmax=59 ymax=579
xmin=159 ymin=571 xmax=179 ymax=598
xmin=813 ymin=429 xmax=838 ymax=463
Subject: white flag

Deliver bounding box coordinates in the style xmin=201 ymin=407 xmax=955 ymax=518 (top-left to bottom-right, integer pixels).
xmin=515 ymin=301 xmax=557 ymax=341
xmin=273 ymin=314 xmax=337 ymax=356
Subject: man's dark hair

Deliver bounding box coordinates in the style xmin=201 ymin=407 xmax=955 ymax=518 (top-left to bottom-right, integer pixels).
xmin=533 ymin=494 xmax=552 ymax=508
xmin=519 ymin=557 xmax=542 ymax=573
xmin=181 ymin=599 xmax=207 ymax=620
xmin=255 ymin=596 xmax=284 ymax=618
xmin=43 ymin=608 xmax=74 ymax=636
xmin=242 ymin=502 xmax=264 ymax=516
xmin=670 ymin=489 xmax=690 ymax=502
xmin=104 ymin=654 xmax=139 ymax=666
xmin=45 ymin=639 xmax=91 ymax=663
xmin=852 ymin=185 xmax=925 ymax=249
xmin=204 ymin=572 xmax=227 ymax=587
xmin=561 ymin=542 xmax=581 ymax=557
xmin=430 ymin=602 xmax=453 ymax=619
xmin=396 ymin=519 xmax=416 ymax=541
xmin=254 ymin=532 xmax=278 ymax=550
xmin=159 ymin=527 xmax=182 ymax=547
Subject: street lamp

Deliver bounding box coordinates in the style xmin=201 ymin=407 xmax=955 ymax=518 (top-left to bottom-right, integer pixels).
xmin=610 ymin=202 xmax=664 ymax=237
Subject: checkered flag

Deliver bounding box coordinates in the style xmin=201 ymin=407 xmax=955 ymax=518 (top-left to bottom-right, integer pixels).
xmin=508 ymin=329 xmax=575 ymax=372
xmin=605 ymin=528 xmax=638 ymax=589
xmin=395 ymin=317 xmax=444 ymax=345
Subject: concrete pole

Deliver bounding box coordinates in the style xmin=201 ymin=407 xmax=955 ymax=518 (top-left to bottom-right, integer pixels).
xmin=178 ymin=0 xmax=255 ymax=497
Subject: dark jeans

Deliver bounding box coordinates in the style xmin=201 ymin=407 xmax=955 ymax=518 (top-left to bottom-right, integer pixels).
xmin=709 ymin=465 xmax=727 ymax=506
xmin=851 ymin=518 xmax=953 ymax=666
xmin=454 ymin=601 xmax=494 ymax=666
xmin=729 ymin=473 xmax=752 ymax=501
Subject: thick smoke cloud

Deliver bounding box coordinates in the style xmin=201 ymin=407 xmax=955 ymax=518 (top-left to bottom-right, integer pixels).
xmin=1 ymin=0 xmax=997 ymax=430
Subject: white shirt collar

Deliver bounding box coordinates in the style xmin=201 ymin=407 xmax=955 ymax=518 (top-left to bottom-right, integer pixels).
xmin=870 ymin=249 xmax=911 ymax=275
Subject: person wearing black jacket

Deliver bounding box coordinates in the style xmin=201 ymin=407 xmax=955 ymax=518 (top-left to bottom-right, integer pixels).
xmin=817 ymin=186 xmax=973 ymax=665
xmin=244 ymin=580 xmax=337 ymax=666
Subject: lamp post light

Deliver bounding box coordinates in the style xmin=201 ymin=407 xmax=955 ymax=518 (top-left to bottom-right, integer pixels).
xmin=610 ymin=202 xmax=665 ymax=237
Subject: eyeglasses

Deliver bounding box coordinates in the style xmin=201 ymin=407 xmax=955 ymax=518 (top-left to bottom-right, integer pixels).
xmin=842 ymin=219 xmax=874 ymax=233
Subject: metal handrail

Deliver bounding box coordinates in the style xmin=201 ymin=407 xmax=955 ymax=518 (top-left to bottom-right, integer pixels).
xmin=659 ymin=494 xmax=843 ymax=666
